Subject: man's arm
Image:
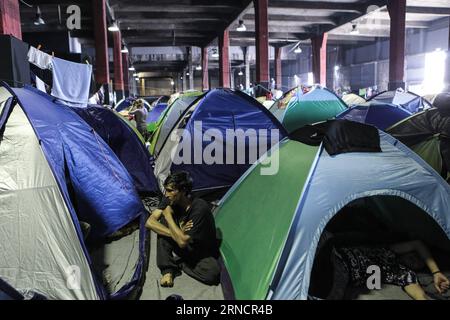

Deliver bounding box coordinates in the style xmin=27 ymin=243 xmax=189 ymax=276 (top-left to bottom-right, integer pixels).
xmin=145 ymin=208 xmax=172 ymax=237
xmin=162 ymin=206 xmax=190 ymax=248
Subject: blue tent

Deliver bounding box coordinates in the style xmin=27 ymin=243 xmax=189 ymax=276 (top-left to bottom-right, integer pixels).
xmin=214 ymin=120 xmax=450 ymax=300
xmin=337 ymin=101 xmax=412 ymax=130
xmin=146 ymin=102 xmax=169 ymax=133
xmin=368 ymin=90 xmax=433 ymax=113
xmin=115 ymin=97 xmax=135 ymax=112
xmin=0 ymin=84 xmax=148 ymax=299
xmin=72 ymin=105 xmax=159 ymax=194
xmin=154 ymin=88 xmax=287 ymax=192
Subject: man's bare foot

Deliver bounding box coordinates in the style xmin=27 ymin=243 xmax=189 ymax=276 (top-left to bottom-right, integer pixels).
xmin=160 ymin=273 xmax=174 ymax=287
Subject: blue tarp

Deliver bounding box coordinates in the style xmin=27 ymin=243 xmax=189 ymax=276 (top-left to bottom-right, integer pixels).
xmin=172 ymin=89 xmax=287 ymax=191
xmin=72 ymin=105 xmax=159 ymax=194
xmin=337 ymin=102 xmax=412 ymax=130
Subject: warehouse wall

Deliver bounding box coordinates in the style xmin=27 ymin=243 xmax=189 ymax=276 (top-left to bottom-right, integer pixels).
xmin=279 ymin=17 xmax=449 ymax=94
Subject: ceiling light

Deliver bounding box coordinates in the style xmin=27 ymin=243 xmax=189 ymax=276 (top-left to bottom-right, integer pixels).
xmin=170 ymin=80 xmax=175 ymax=86
xmin=236 ymin=20 xmax=246 ymax=32
xmin=195 ymin=65 xmax=202 ymax=71
xmin=238 ymin=70 xmax=243 ymax=76
xmin=294 ymin=46 xmax=302 ymax=54
xmin=186 ymin=72 xmax=190 ymax=76
xmin=129 ymin=66 xmax=135 ymax=71
xmin=108 ymin=22 xmax=120 ymax=32
xmin=350 ymin=24 xmax=359 ymax=35
xmin=133 ymin=73 xmax=138 ymax=77
xmin=121 ymin=46 xmax=128 ymax=53
xmin=34 ymin=6 xmax=45 ymax=25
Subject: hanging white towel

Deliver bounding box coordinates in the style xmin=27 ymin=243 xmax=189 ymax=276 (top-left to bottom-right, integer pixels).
xmin=51 ymin=57 xmax=92 ymax=106
xmin=27 ymin=46 xmax=53 ymax=70
xmin=35 ymin=75 xmax=46 ymax=93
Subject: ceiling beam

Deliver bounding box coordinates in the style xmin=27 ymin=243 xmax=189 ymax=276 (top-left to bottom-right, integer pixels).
xmin=269 ymin=1 xmax=366 ymax=13
xmin=406 ymin=6 xmax=450 ymax=15
xmin=110 ymin=4 xmax=237 ymax=13
xmin=243 ymin=13 xmax=337 ymax=25
xmin=118 ymin=22 xmax=226 ymax=31
xmin=122 ymin=30 xmax=217 ymax=38
xmin=115 ymin=11 xmax=228 ymax=20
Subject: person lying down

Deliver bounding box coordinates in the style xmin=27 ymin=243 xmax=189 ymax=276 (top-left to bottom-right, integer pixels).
xmin=327 ymin=240 xmax=450 ymax=300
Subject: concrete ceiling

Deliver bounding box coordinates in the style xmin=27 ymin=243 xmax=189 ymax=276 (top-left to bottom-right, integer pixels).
xmin=18 ymin=0 xmax=450 ymax=76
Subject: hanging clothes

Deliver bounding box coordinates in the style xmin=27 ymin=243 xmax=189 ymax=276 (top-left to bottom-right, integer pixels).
xmin=27 ymin=46 xmax=53 ymax=70
xmin=35 ymin=75 xmax=46 ymax=93
xmin=51 ymin=57 xmax=92 ymax=107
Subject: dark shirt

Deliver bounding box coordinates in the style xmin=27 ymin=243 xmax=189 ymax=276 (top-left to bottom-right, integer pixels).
xmin=158 ymin=197 xmax=219 ymax=261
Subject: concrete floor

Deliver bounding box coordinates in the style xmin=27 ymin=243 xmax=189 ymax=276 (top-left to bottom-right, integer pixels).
xmin=139 ymin=231 xmax=224 ymax=300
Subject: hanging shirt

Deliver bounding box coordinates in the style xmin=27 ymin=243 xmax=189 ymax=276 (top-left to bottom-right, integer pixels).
xmin=27 ymin=46 xmax=53 ymax=70
xmin=51 ymin=57 xmax=92 ymax=106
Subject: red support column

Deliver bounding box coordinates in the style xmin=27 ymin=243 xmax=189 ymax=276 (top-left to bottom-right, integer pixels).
xmin=113 ymin=31 xmax=124 ymax=100
xmin=275 ymin=47 xmax=282 ymax=90
xmin=202 ymin=47 xmax=209 ymax=91
xmin=0 ymin=0 xmax=21 ymax=39
xmin=122 ymin=52 xmax=129 ymax=97
xmin=219 ymin=30 xmax=230 ymax=88
xmin=254 ymin=0 xmax=269 ymax=94
xmin=93 ymin=0 xmax=110 ymax=103
xmin=312 ymin=33 xmax=328 ymax=86
xmin=387 ymin=0 xmax=406 ymax=90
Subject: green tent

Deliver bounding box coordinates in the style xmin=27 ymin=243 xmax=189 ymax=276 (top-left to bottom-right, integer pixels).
xmin=215 ymin=121 xmax=450 ymax=300
xmin=149 ymin=91 xmax=203 ymax=156
xmin=387 ymin=107 xmax=450 ymax=180
xmin=270 ymin=87 xmax=347 ymax=133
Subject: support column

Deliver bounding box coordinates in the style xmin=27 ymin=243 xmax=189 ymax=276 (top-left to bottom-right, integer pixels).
xmin=219 ymin=29 xmax=230 ymax=88
xmin=243 ymin=47 xmax=250 ymax=89
xmin=122 ymin=52 xmax=129 ymax=98
xmin=387 ymin=0 xmax=406 ymax=90
xmin=187 ymin=47 xmax=194 ymax=90
xmin=113 ymin=31 xmax=124 ymax=101
xmin=140 ymin=78 xmax=145 ymax=96
xmin=254 ymin=0 xmax=269 ymax=96
xmin=182 ymin=68 xmax=187 ymax=92
xmin=93 ymin=0 xmax=110 ymax=104
xmin=445 ymin=18 xmax=450 ymax=91
xmin=275 ymin=46 xmax=282 ymax=90
xmin=311 ymin=33 xmax=328 ymax=86
xmin=0 ymin=0 xmax=21 ymax=39
xmin=202 ymin=47 xmax=209 ymax=91
xmin=230 ymin=69 xmax=235 ymax=89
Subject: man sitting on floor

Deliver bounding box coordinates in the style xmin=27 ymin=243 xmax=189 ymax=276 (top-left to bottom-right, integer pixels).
xmin=146 ymin=171 xmax=220 ymax=287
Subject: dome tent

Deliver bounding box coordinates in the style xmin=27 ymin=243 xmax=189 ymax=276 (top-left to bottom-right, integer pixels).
xmin=154 ymin=88 xmax=287 ymax=193
xmin=387 ymin=100 xmax=450 ymax=180
xmin=0 ymin=84 xmax=148 ymax=299
xmin=337 ymin=101 xmax=412 ymax=130
xmin=149 ymin=91 xmax=204 ymax=157
xmin=215 ymin=120 xmax=450 ymax=300
xmin=72 ymin=105 xmax=159 ymax=194
xmin=274 ymin=86 xmax=347 ymax=133
xmin=369 ymin=90 xmax=433 ymax=114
